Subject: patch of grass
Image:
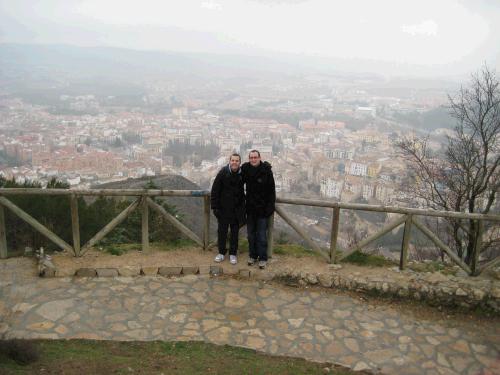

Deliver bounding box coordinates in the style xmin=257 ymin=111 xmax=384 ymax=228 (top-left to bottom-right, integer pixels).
xmin=273 ymin=243 xmax=321 ymax=258
xmin=0 ymin=340 xmax=362 ymax=375
xmin=407 ymin=260 xmax=455 ymax=274
xmin=97 ymin=239 xmax=200 ymax=255
xmin=343 ymin=251 xmax=396 ymax=267
xmin=236 ymin=238 xmax=249 ymax=253
xmin=153 ymin=238 xmax=198 ymax=251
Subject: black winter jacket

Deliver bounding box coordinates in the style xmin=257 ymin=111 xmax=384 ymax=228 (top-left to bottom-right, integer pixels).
xmin=210 ymin=165 xmax=246 ymax=224
xmin=241 ymin=161 xmax=276 ymax=218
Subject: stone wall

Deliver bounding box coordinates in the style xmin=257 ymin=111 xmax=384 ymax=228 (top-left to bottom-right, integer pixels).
xmin=275 ymin=266 xmax=500 ymax=313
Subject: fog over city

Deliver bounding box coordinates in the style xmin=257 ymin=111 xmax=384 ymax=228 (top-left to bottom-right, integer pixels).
xmin=0 ymin=1 xmax=499 ymax=249
xmin=1 ymin=0 xmax=499 ymax=76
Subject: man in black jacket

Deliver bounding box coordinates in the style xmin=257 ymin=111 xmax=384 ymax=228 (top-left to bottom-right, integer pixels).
xmin=211 ymin=153 xmax=246 ymax=265
xmin=241 ymin=149 xmax=276 ymax=269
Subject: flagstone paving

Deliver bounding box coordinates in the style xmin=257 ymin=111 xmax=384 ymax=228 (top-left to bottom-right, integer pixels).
xmin=1 ymin=259 xmax=499 ymax=374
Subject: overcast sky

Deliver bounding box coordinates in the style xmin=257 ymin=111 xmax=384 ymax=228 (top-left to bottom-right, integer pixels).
xmin=1 ymin=0 xmax=499 ymax=75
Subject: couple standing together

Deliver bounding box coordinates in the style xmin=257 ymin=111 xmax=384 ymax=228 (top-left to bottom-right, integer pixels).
xmin=210 ymin=150 xmax=276 ymax=269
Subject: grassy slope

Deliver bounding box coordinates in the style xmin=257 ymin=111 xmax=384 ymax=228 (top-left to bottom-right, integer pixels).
xmin=0 ymin=340 xmax=360 ymax=375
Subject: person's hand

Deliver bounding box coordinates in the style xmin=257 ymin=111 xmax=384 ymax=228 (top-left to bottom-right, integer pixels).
xmin=213 ymin=209 xmax=220 ymax=218
xmin=264 ymin=205 xmax=274 ymax=218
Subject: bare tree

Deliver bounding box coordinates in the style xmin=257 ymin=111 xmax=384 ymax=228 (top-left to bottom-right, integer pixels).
xmin=397 ymin=65 xmax=500 ymax=274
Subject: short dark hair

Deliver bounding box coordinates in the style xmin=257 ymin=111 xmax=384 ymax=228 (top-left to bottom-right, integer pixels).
xmin=249 ymin=149 xmax=260 ymax=157
xmin=230 ymin=153 xmax=241 ymax=161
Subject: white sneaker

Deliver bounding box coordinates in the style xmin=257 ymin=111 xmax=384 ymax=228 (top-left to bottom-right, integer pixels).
xmin=230 ymin=255 xmax=237 ymax=265
xmin=214 ymin=253 xmax=225 ymax=262
xmin=258 ymin=260 xmax=267 ymax=269
xmin=247 ymin=258 xmax=256 ymax=266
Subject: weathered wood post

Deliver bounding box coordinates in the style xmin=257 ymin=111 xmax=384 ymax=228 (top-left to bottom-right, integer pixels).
xmin=330 ymin=207 xmax=340 ymax=264
xmin=399 ymin=214 xmax=413 ymax=270
xmin=203 ymin=195 xmax=210 ymax=250
xmin=141 ymin=196 xmax=149 ymax=253
xmin=471 ymin=219 xmax=484 ymax=276
xmin=0 ymin=203 xmax=7 ymax=259
xmin=70 ymin=194 xmax=81 ymax=256
xmin=267 ymin=213 xmax=274 ymax=258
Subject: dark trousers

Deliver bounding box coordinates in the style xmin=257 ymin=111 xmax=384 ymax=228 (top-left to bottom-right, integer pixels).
xmin=247 ymin=214 xmax=268 ymax=261
xmin=217 ymin=218 xmax=240 ymax=256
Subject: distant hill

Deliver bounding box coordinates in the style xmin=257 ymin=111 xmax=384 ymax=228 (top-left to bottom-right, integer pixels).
xmin=392 ymin=106 xmax=456 ymax=131
xmin=94 ymin=175 xmax=214 ymax=239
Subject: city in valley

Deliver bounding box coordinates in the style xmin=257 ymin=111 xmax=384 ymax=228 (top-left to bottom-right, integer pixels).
xmin=0 ymin=45 xmax=461 ymax=251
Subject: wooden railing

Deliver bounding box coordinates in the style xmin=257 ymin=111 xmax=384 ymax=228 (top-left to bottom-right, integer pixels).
xmin=0 ymin=188 xmax=499 ymax=276
xmin=275 ymin=197 xmax=500 ymax=276
xmin=0 ymin=188 xmax=211 ymax=258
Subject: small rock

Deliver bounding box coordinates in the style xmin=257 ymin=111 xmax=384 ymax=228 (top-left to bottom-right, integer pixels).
xmin=318 ymin=274 xmax=334 ymax=288
xmin=238 ymin=269 xmax=251 ymax=278
xmin=118 ymin=266 xmax=141 ymax=276
xmin=182 ymin=266 xmax=199 ymax=275
xmin=198 ymin=265 xmax=210 ymax=275
xmin=141 ymin=267 xmax=158 ymax=276
xmin=75 ymin=268 xmax=97 ymax=277
xmin=210 ymin=265 xmax=222 ymax=276
xmin=329 ymin=264 xmax=342 ymax=270
xmin=353 ymin=361 xmax=370 ymax=371
xmin=305 ymin=273 xmax=318 ymax=285
xmin=426 ymin=273 xmax=449 ymax=284
xmin=158 ymin=266 xmax=182 ymax=276
xmin=472 ymin=289 xmax=486 ymax=301
xmin=96 ymin=268 xmax=118 ymax=277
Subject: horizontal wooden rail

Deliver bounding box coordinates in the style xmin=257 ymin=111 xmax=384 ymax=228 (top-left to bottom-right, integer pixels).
xmin=0 ymin=188 xmax=209 ymax=197
xmin=1 ymin=188 xmax=497 ymax=221
xmin=277 ymin=197 xmax=500 ymax=221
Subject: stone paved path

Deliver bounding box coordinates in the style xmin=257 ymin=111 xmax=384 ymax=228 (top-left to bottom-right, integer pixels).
xmin=0 ymin=260 xmax=499 ymax=375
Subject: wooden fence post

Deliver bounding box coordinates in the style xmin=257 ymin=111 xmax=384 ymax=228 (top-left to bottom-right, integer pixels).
xmin=399 ymin=214 xmax=412 ymax=270
xmin=203 ymin=195 xmax=210 ymax=250
xmin=330 ymin=207 xmax=340 ymax=264
xmin=471 ymin=219 xmax=483 ymax=276
xmin=0 ymin=204 xmax=7 ymax=259
xmin=141 ymin=196 xmax=149 ymax=253
xmin=267 ymin=213 xmax=274 ymax=259
xmin=70 ymin=194 xmax=81 ymax=257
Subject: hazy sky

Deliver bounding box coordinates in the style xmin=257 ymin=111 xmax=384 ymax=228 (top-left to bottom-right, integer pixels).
xmin=1 ymin=0 xmax=499 ymax=74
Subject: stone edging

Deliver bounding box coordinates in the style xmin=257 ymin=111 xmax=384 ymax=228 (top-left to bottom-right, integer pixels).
xmin=275 ymin=267 xmax=500 ymax=314
xmin=50 ymin=265 xmax=242 ymax=278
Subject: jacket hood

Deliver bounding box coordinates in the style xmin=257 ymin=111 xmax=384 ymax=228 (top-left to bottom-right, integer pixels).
xmin=262 ymin=161 xmax=272 ymax=170
xmin=243 ymin=161 xmax=272 ymax=171
xmin=226 ymin=164 xmax=241 ymax=174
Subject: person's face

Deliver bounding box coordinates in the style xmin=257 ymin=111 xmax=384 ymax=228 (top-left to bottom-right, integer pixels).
xmin=229 ymin=155 xmax=241 ymax=172
xmin=249 ymin=152 xmax=261 ymax=167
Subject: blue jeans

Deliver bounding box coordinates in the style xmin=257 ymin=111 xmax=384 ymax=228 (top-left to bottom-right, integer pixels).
xmin=247 ymin=215 xmax=268 ymax=261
